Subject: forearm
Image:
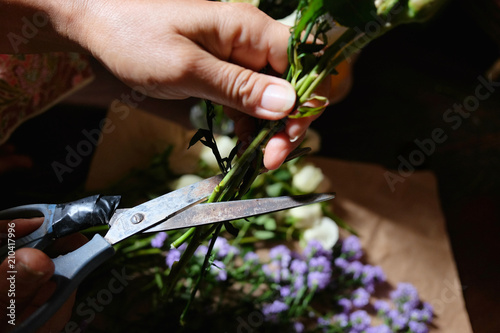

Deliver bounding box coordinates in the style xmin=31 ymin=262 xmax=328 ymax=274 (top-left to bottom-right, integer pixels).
xmin=0 ymin=0 xmax=84 ymax=53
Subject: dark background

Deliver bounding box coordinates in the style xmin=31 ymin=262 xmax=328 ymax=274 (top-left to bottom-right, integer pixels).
xmin=1 ymin=1 xmax=499 ymax=332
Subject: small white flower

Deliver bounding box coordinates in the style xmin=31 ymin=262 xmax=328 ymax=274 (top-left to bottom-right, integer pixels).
xmin=287 ymin=203 xmax=323 ymax=229
xmin=200 ymin=135 xmax=236 ymax=171
xmin=292 ymin=163 xmax=325 ymax=193
xmin=303 ymin=216 xmax=339 ymax=250
xmin=170 ymin=174 xmax=203 ymax=190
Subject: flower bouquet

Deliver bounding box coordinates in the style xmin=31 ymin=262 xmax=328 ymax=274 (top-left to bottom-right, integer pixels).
xmin=74 ymin=0 xmax=450 ymax=331
xmin=76 ymin=132 xmax=436 ymax=333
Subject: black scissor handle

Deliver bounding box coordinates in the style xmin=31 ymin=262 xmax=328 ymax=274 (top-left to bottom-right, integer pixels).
xmin=0 ymin=195 xmax=120 ymax=257
xmin=12 ymin=234 xmax=115 ymax=333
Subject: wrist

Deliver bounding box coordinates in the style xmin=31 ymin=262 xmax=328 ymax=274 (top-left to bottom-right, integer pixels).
xmin=0 ymin=0 xmax=87 ymax=53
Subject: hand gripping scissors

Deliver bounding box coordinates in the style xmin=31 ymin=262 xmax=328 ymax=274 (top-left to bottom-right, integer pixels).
xmin=0 ymin=174 xmax=334 ymax=332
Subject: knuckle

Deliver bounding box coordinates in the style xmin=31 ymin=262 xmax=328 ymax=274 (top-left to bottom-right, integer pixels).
xmin=227 ymin=68 xmax=260 ymax=111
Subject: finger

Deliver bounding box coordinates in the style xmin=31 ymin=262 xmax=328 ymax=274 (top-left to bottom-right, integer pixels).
xmin=0 ymin=218 xmax=44 ymax=247
xmin=0 ymin=248 xmax=55 ymax=319
xmin=19 ymin=279 xmax=76 ymax=333
xmin=164 ymin=3 xmax=296 ymax=118
xmin=182 ymin=2 xmax=291 ymax=74
xmin=170 ymin=45 xmax=296 ymax=120
xmin=285 ymin=114 xmax=321 ymax=142
xmin=263 ymin=131 xmax=306 ymax=170
xmin=45 ymin=232 xmax=88 ymax=257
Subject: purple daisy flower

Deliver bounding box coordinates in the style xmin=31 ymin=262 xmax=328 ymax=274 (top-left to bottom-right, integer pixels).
xmin=213 ymin=237 xmax=239 ymax=258
xmin=420 ymin=302 xmax=434 ymax=323
xmin=409 ymin=320 xmax=429 ymax=333
xmin=388 ymin=309 xmax=408 ymax=330
xmin=243 ymin=251 xmax=260 ymax=263
xmin=269 ymin=244 xmax=292 ymax=267
xmin=290 ymin=259 xmax=308 ymax=275
xmin=211 ymin=260 xmax=227 ymax=281
xmin=294 ymin=274 xmax=306 ymax=291
xmin=195 ymin=244 xmax=208 ymax=257
xmin=352 ymin=288 xmax=370 ymax=308
xmin=262 ymin=300 xmax=289 ymax=321
xmin=280 ymin=285 xmax=291 ymax=297
xmin=341 ymin=235 xmax=363 ymax=260
xmin=333 ymin=313 xmax=349 ymax=328
xmin=293 ymin=321 xmax=304 ymax=333
xmin=338 ymin=298 xmax=352 ymax=313
xmin=373 ymin=265 xmax=387 ymax=282
xmin=166 ymin=248 xmax=181 ymax=268
xmin=150 ymin=232 xmax=168 ymax=248
xmin=317 ymin=316 xmax=330 ymax=327
xmin=309 ymin=256 xmax=332 ymax=273
xmin=390 ymin=282 xmax=420 ymax=311
xmin=334 ymin=257 xmax=349 ymax=270
xmin=304 ymin=239 xmax=333 ymax=259
xmin=345 ymin=261 xmax=364 ymax=279
xmin=307 ymin=271 xmax=331 ymax=290
xmin=350 ymin=310 xmax=371 ymax=331
xmin=373 ymin=300 xmax=391 ymax=315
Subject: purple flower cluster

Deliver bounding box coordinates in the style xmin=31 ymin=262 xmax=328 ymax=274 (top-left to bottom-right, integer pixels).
xmin=165 ymin=243 xmax=187 ymax=268
xmin=334 ymin=236 xmax=386 ymax=294
xmin=371 ymin=284 xmax=433 ymax=333
xmin=150 ymin=232 xmax=168 ymax=248
xmin=329 ymin=237 xmax=433 ymax=333
xmin=158 ymin=234 xmax=434 ymax=333
xmin=260 ymin=240 xmax=333 ymax=322
xmin=213 ymin=237 xmax=240 ymax=258
xmin=211 ymin=259 xmax=227 ymax=281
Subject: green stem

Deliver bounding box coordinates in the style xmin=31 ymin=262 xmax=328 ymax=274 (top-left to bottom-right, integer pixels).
xmin=171 ymin=227 xmax=195 ymax=249
xmin=180 ymin=223 xmax=223 ymax=325
xmin=165 ymin=227 xmax=203 ymax=297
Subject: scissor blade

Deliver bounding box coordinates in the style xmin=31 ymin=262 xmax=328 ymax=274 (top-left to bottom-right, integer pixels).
xmin=105 ymin=174 xmax=223 ymax=244
xmin=144 ymin=192 xmax=335 ymax=233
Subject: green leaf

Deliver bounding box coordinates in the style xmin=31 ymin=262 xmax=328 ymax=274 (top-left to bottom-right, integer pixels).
xmin=266 ymin=182 xmax=284 ymax=197
xmin=253 ymin=230 xmax=275 ymax=240
xmin=264 ymin=218 xmax=277 ymax=231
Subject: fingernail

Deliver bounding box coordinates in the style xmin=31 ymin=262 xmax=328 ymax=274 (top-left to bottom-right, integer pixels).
xmin=287 ymin=123 xmax=306 ymax=141
xmin=16 ymin=261 xmax=48 ymax=281
xmin=261 ymin=85 xmax=296 ymax=113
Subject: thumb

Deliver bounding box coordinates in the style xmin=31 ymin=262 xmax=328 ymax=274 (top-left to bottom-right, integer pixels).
xmin=196 ymin=55 xmax=297 ymax=120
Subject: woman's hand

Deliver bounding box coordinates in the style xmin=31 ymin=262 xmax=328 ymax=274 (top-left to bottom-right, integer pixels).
xmin=54 ymin=0 xmax=300 ymax=169
xmin=0 ymin=218 xmax=87 ymax=332
xmin=2 ymin=0 xmax=352 ymax=170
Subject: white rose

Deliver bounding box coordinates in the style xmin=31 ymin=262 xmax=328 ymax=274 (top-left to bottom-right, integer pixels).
xmin=292 ymin=163 xmax=325 ymax=193
xmin=303 ymin=216 xmax=339 ymax=250
xmin=170 ymin=174 xmax=203 ymax=190
xmin=287 ymin=203 xmax=323 ymax=229
xmin=200 ymin=135 xmax=236 ymax=171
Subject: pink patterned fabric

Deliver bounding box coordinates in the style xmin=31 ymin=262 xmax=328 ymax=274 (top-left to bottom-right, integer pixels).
xmin=0 ymin=53 xmax=93 ymax=144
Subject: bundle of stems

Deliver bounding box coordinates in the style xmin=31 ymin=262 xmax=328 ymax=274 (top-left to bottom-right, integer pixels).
xmin=163 ymin=0 xmax=448 ymax=321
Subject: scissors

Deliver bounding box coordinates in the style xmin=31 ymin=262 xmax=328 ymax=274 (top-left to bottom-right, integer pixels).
xmin=0 ymin=174 xmax=334 ymax=332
